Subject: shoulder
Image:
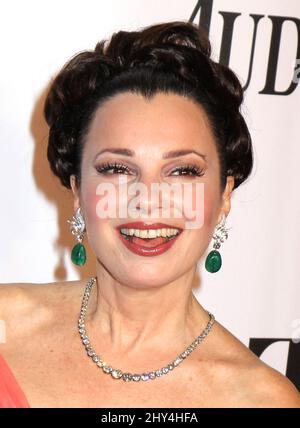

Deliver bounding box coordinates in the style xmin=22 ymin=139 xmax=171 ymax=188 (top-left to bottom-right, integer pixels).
xmin=0 ymin=279 xmax=86 ymax=346
xmin=225 ymin=326 xmax=300 ymax=407
xmin=244 ymin=360 xmax=300 ymax=407
xmin=197 ymin=320 xmax=300 ymax=407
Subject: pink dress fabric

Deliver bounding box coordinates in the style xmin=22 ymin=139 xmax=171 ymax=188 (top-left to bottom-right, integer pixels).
xmin=0 ymin=352 xmax=30 ymax=408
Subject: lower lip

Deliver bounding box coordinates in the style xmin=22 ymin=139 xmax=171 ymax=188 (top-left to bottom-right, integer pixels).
xmin=117 ymin=230 xmax=182 ymax=257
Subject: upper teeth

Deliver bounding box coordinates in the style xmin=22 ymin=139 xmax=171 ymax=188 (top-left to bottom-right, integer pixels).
xmin=120 ymin=228 xmax=180 ymax=238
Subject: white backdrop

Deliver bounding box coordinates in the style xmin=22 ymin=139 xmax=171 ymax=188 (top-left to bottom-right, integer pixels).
xmin=0 ymin=0 xmax=299 ymax=390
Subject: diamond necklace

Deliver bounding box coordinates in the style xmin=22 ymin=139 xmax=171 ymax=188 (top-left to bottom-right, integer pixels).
xmin=78 ymin=277 xmax=216 ymax=382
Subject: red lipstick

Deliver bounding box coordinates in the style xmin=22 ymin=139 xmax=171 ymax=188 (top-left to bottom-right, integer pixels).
xmin=116 ymin=222 xmax=182 ymax=231
xmin=116 ymin=222 xmax=183 ymax=257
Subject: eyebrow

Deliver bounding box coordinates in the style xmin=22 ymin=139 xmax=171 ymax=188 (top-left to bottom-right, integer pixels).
xmin=94 ymin=148 xmax=207 ymax=162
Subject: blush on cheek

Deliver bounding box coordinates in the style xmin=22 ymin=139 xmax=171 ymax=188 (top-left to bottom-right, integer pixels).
xmin=182 ymin=183 xmax=215 ymax=231
xmin=82 ymin=190 xmax=111 ymax=241
xmin=82 ymin=187 xmax=101 ymax=223
xmin=204 ymin=196 xmax=215 ymax=228
xmin=203 ymin=185 xmax=223 ymax=235
xmin=83 ymin=184 xmax=122 ymax=235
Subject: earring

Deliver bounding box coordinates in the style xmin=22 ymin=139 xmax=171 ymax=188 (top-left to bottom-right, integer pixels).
xmin=205 ymin=214 xmax=229 ymax=273
xmin=67 ymin=207 xmax=87 ymax=266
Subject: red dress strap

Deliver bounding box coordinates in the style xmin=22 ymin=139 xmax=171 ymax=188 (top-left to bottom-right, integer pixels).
xmin=0 ymin=352 xmax=30 ymax=408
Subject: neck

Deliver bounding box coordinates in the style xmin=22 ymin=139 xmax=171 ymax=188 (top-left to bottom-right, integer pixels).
xmin=83 ymin=265 xmax=210 ymax=360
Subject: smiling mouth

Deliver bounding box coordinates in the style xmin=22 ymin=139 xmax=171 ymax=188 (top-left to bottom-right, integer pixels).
xmin=120 ymin=231 xmax=178 ymax=245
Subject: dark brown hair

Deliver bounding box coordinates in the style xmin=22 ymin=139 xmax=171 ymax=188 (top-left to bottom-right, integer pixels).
xmin=44 ymin=20 xmax=253 ymax=192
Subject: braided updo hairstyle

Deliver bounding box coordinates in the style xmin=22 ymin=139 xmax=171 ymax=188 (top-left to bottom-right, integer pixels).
xmin=44 ymin=20 xmax=253 ymax=192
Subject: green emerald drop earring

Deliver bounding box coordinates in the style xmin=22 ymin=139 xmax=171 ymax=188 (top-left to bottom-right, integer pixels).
xmin=67 ymin=207 xmax=87 ymax=266
xmin=205 ymin=214 xmax=229 ymax=273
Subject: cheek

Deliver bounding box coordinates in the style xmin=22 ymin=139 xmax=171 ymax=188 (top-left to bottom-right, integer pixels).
xmin=80 ymin=183 xmax=111 ymax=235
xmin=81 ymin=181 xmax=123 ymax=235
xmin=204 ymin=191 xmax=216 ymax=228
xmin=182 ymin=182 xmax=217 ymax=230
xmin=82 ymin=185 xmax=100 ymax=223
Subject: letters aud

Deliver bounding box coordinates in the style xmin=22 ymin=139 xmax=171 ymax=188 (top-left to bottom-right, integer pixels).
xmin=188 ymin=1 xmax=300 ymax=391
xmin=189 ymin=0 xmax=300 ymax=95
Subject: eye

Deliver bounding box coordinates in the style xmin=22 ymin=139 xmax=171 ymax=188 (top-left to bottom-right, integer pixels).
xmin=170 ymin=164 xmax=205 ymax=177
xmin=95 ymin=162 xmax=133 ymax=175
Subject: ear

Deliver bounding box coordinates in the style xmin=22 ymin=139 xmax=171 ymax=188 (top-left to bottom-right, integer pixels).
xmin=70 ymin=174 xmax=80 ymax=212
xmin=217 ymin=176 xmax=235 ymax=223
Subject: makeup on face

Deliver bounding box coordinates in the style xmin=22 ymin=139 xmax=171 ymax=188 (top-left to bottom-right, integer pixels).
xmin=116 ymin=222 xmax=184 ymax=257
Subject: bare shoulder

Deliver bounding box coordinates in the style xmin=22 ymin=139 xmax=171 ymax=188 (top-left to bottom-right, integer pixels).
xmin=250 ymin=361 xmax=300 ymax=407
xmin=0 ymin=278 xmax=86 ymax=346
xmin=200 ymin=320 xmax=300 ymax=408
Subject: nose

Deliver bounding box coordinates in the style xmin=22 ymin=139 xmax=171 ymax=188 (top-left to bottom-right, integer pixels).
xmin=129 ymin=180 xmax=161 ymax=218
xmin=128 ymin=166 xmax=168 ymax=219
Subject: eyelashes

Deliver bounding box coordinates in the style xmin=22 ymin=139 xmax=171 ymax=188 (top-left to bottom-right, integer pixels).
xmin=95 ymin=162 xmax=132 ymax=175
xmin=171 ymin=165 xmax=205 ymax=177
xmin=95 ymin=162 xmax=205 ymax=177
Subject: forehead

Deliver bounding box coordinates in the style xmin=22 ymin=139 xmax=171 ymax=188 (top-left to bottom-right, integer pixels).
xmin=85 ymin=91 xmax=216 ymax=154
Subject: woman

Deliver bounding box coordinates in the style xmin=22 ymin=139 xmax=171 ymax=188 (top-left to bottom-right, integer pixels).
xmin=0 ymin=20 xmax=300 ymax=408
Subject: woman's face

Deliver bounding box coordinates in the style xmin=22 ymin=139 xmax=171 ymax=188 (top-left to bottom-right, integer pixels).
xmin=71 ymin=91 xmax=234 ymax=288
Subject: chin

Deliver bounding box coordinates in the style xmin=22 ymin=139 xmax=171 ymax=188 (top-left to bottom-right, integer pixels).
xmin=108 ymin=260 xmax=180 ymax=289
xmin=118 ymin=274 xmax=176 ymax=290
